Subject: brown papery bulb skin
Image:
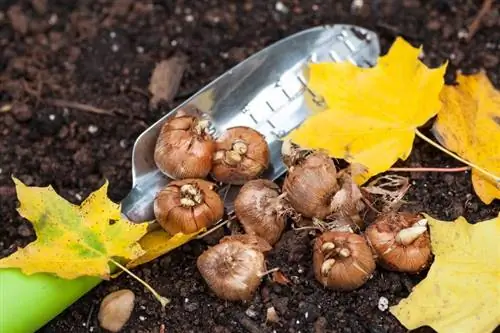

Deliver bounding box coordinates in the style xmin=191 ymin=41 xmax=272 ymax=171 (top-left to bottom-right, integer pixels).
xmin=153 ymin=178 xmax=224 ymax=235
xmin=365 ymin=211 xmax=431 ymax=274
xmin=313 ymin=231 xmax=376 ymax=291
xmin=234 ymin=179 xmax=288 ymax=245
xmin=219 ymin=234 xmax=273 ymax=253
xmin=283 ymin=151 xmax=340 ymax=219
xmin=154 ymin=114 xmax=215 ymax=179
xmin=197 ymin=237 xmax=266 ymax=301
xmin=211 ymin=126 xmax=270 ymax=185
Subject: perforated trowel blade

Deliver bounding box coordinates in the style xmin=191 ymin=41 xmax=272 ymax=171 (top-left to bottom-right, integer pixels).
xmin=120 ymin=24 xmax=381 ymax=223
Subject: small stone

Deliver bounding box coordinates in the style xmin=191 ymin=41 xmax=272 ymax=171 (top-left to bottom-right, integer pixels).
xmin=139 ymin=315 xmax=146 ymax=321
xmin=17 ymin=223 xmax=33 ymax=237
xmin=245 ymin=307 xmax=258 ymax=318
xmin=98 ymin=289 xmax=135 ymax=332
xmin=275 ymin=1 xmax=289 ymax=13
xmin=48 ymin=13 xmax=58 ymax=25
xmin=12 ymin=103 xmax=32 ymax=122
xmin=378 ymin=296 xmax=389 ymax=311
xmin=266 ymin=306 xmax=280 ymax=323
xmin=88 ymin=125 xmax=98 ymax=134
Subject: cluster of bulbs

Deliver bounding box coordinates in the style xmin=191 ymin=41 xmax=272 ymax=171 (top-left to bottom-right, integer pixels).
xmin=151 ymin=107 xmax=433 ymax=301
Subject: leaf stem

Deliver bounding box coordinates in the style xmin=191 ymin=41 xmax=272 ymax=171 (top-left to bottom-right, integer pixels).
xmin=196 ymin=220 xmax=229 ymax=239
xmin=389 ymin=166 xmax=471 ymax=173
xmin=109 ymin=258 xmax=170 ymax=308
xmin=414 ymin=129 xmax=499 ymax=182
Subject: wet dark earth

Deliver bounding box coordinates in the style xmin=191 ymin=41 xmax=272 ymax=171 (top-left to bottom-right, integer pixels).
xmin=1 ymin=0 xmax=499 ymax=332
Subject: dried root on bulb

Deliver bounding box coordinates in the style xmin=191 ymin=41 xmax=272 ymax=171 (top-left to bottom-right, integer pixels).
xmin=313 ymin=231 xmax=376 ymax=291
xmin=154 ymin=111 xmax=215 ymax=179
xmin=365 ymin=211 xmax=432 ymax=273
xmin=234 ymin=179 xmax=297 ymax=245
xmin=153 ymin=179 xmax=224 ymax=235
xmin=197 ymin=235 xmax=269 ymax=301
xmin=211 ymin=126 xmax=270 ymax=184
xmin=219 ymin=233 xmax=273 ymax=253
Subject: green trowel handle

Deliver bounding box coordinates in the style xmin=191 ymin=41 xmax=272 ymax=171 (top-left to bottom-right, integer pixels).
xmin=0 ymin=268 xmax=101 ymax=333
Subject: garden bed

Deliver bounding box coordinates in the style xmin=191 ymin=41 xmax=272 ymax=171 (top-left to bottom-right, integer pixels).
xmin=1 ymin=0 xmax=499 ymax=332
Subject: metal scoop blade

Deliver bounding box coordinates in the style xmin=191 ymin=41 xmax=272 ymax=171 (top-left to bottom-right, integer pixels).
xmin=121 ymin=24 xmax=381 ymax=223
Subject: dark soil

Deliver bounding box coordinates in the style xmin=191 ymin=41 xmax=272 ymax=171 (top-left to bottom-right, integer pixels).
xmin=1 ymin=0 xmax=499 ymax=332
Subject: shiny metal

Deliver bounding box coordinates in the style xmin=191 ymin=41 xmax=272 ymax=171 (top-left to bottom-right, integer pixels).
xmin=121 ymin=24 xmax=381 ymax=222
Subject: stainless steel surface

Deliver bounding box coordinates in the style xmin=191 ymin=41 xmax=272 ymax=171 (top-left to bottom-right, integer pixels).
xmin=121 ymin=24 xmax=381 ymax=223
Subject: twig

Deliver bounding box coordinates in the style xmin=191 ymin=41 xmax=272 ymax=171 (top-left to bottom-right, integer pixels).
xmin=196 ymin=219 xmax=229 ymax=239
xmin=109 ymin=258 xmax=170 ymax=308
xmin=466 ymin=0 xmax=494 ymax=42
xmin=85 ymin=303 xmax=95 ymax=331
xmin=389 ymin=166 xmax=471 ymax=173
xmin=415 ymin=129 xmax=499 ymax=183
xmin=258 ymin=267 xmax=280 ymax=278
xmin=46 ymin=99 xmax=115 ymax=116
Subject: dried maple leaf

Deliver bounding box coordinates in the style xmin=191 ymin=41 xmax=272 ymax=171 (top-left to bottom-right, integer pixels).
xmin=432 ymin=71 xmax=500 ymax=204
xmin=126 ymin=227 xmax=205 ymax=269
xmin=390 ymin=213 xmax=500 ymax=333
xmin=0 ymin=177 xmax=148 ymax=279
xmin=286 ymin=37 xmax=447 ymax=184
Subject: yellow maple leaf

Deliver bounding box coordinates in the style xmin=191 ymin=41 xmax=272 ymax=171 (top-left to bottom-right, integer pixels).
xmin=432 ymin=71 xmax=500 ymax=204
xmin=126 ymin=227 xmax=205 ymax=269
xmin=390 ymin=213 xmax=500 ymax=333
xmin=0 ymin=177 xmax=149 ymax=279
xmin=286 ymin=37 xmax=447 ymax=184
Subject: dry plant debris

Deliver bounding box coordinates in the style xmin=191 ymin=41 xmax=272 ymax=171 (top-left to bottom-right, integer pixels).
xmin=432 ymin=70 xmax=500 ymax=204
xmin=286 ymin=37 xmax=447 ymax=184
xmin=390 ymin=213 xmax=500 ymax=333
xmin=148 ymin=54 xmax=188 ymax=108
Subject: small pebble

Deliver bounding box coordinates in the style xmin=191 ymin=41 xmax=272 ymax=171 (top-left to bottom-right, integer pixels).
xmin=49 ymin=114 xmax=56 ymax=121
xmin=378 ymin=296 xmax=389 ymax=311
xmin=275 ymin=1 xmax=289 ymax=13
xmin=88 ymin=125 xmax=98 ymax=134
xmin=185 ymin=14 xmax=194 ymax=22
xmin=111 ymin=44 xmax=119 ymax=52
xmin=457 ymin=29 xmax=468 ymax=39
xmin=171 ymin=40 xmax=178 ymax=46
xmin=17 ymin=224 xmax=33 ymax=237
xmin=245 ymin=307 xmax=258 ymax=318
xmin=48 ymin=13 xmax=58 ymax=25
xmin=109 ymin=31 xmax=116 ymax=38
xmin=136 ymin=46 xmax=144 ymax=54
xmin=139 ymin=316 xmax=146 ymax=321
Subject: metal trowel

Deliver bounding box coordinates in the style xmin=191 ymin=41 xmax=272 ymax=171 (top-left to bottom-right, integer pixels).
xmin=121 ymin=24 xmax=380 ymax=223
xmin=0 ymin=24 xmax=380 ymax=333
